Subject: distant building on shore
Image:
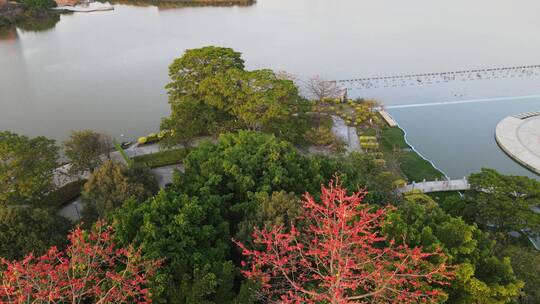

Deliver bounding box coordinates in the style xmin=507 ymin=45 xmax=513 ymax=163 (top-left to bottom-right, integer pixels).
xmin=55 ymin=0 xmax=82 ymax=6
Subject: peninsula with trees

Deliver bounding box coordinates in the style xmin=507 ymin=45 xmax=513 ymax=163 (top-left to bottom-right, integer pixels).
xmin=0 ymin=46 xmax=539 ymax=303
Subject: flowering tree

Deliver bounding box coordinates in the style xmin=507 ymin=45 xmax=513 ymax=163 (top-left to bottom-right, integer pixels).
xmin=0 ymin=221 xmax=160 ymax=304
xmin=235 ymin=181 xmax=453 ymax=303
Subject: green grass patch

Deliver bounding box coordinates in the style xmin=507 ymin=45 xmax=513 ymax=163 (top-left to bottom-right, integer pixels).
xmin=359 ymin=127 xmax=377 ymax=136
xmin=132 ymin=148 xmax=188 ymax=168
xmin=398 ymin=152 xmax=444 ymax=182
xmin=40 ymin=179 xmax=86 ymax=208
xmin=380 ymin=127 xmax=409 ymax=151
xmin=380 ymin=127 xmax=444 ymax=182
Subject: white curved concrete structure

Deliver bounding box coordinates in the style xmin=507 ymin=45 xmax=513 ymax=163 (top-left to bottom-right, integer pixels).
xmin=495 ymin=112 xmax=540 ymax=175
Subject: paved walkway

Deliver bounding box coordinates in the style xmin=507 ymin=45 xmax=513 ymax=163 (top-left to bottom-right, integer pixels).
xmin=58 ymin=163 xmax=185 ymax=221
xmin=399 ymin=178 xmax=470 ymax=193
xmin=56 ymin=142 xmax=187 ymax=221
xmin=331 ymin=115 xmax=361 ymax=153
xmin=496 ymin=112 xmax=540 ymax=174
xmin=378 ymin=110 xmax=398 ymax=127
xmin=53 ymin=140 xmax=182 ymax=188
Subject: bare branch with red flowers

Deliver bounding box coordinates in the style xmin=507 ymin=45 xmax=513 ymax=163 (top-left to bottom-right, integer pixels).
xmin=234 ymin=180 xmax=453 ymax=304
xmin=0 ymin=220 xmax=160 ymax=304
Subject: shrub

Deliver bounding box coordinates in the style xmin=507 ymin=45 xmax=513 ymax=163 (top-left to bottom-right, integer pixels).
xmin=137 ymin=137 xmax=147 ymax=144
xmin=361 ymin=142 xmax=379 ymax=150
xmin=393 ymin=179 xmax=407 ymax=188
xmin=373 ymin=159 xmax=386 ymax=167
xmin=20 ymin=0 xmax=55 ymax=9
xmin=38 ymin=179 xmax=86 ymax=208
xmin=157 ymin=130 xmax=169 ymax=139
xmin=305 ymin=126 xmax=345 ymax=150
xmin=132 ymin=148 xmax=188 ymax=168
xmin=359 ymin=136 xmax=377 ymax=142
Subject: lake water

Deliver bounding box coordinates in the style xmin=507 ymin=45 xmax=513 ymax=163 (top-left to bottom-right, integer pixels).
xmin=1 ymin=0 xmax=539 ymax=178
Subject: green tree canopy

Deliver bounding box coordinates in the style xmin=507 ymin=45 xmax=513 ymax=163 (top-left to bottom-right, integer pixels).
xmin=384 ymin=197 xmax=523 ymax=304
xmin=235 ymin=190 xmax=302 ymax=244
xmin=162 ymin=46 xmax=312 ymax=146
xmin=174 ymin=131 xmax=325 ymax=220
xmin=113 ymin=191 xmax=236 ymax=303
xmin=0 ymin=206 xmax=71 ymax=260
xmin=199 ymin=69 xmax=306 ymax=131
xmin=166 ymin=46 xmax=244 ymax=101
xmin=175 ymin=132 xmax=398 ymax=224
xmin=114 ymin=131 xmax=402 ymax=302
xmin=499 ymin=245 xmax=540 ymax=304
xmin=64 ymin=130 xmax=110 ymax=176
xmin=160 ymin=97 xmax=236 ymax=148
xmin=20 ymin=0 xmax=56 ymax=9
xmin=81 ymin=160 xmax=157 ymax=223
xmin=0 ymin=131 xmax=58 ymax=206
xmin=443 ymin=168 xmax=540 ymax=238
xmin=314 ymin=152 xmax=400 ymax=204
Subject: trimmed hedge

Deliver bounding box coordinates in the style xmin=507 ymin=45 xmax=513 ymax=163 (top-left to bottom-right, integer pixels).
xmin=137 ymin=130 xmax=173 ymax=145
xmin=132 ymin=148 xmax=188 ymax=168
xmin=40 ymin=179 xmax=86 ymax=208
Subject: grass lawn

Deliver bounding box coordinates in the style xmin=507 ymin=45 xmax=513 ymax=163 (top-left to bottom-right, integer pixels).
xmin=132 ymin=148 xmax=188 ymax=168
xmin=380 ymin=127 xmax=444 ymax=182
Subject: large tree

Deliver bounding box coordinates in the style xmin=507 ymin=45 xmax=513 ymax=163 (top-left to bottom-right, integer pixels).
xmin=174 ymin=131 xmax=326 ymax=218
xmin=384 ymin=196 xmax=523 ymax=304
xmin=166 ymin=46 xmax=245 ymax=101
xmin=0 ymin=205 xmax=71 ymax=260
xmin=199 ymin=68 xmax=306 ymax=131
xmin=0 ymin=131 xmax=58 ymax=206
xmin=305 ymin=75 xmax=341 ymax=101
xmin=0 ymin=221 xmax=160 ymax=303
xmin=235 ymin=190 xmax=302 ymax=245
xmin=162 ymin=47 xmax=311 ymax=146
xmin=235 ymin=181 xmax=453 ymax=303
xmin=64 ymin=129 xmax=111 ymax=176
xmin=113 ymin=192 xmax=236 ymax=303
xmin=442 ymin=168 xmax=540 ymax=239
xmin=81 ymin=160 xmax=157 ymax=223
xmin=499 ymin=245 xmax=540 ymax=304
xmin=160 ymin=97 xmax=236 ymax=148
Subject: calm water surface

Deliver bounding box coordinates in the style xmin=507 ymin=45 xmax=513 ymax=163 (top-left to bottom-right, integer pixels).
xmin=1 ymin=0 xmax=540 ymax=178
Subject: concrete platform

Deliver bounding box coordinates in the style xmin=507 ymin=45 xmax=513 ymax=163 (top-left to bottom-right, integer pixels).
xmin=52 ymin=2 xmax=113 ymax=12
xmin=495 ymin=112 xmax=540 ymax=175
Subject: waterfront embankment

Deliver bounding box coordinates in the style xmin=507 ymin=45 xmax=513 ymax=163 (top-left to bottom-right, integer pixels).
xmin=495 ymin=112 xmax=540 ymax=175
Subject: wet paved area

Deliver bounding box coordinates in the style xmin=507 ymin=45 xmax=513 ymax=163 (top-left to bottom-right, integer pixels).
xmin=496 ymin=113 xmax=540 ymax=175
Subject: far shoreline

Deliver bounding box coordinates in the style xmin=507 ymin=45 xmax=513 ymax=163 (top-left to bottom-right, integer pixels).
xmin=0 ymin=0 xmax=255 ymax=30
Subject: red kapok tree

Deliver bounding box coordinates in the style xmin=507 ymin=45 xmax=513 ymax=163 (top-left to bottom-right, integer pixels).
xmin=0 ymin=221 xmax=160 ymax=304
xmin=235 ymin=180 xmax=453 ymax=304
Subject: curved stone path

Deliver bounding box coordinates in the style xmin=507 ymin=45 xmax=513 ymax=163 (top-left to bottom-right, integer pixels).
xmin=495 ymin=112 xmax=540 ymax=175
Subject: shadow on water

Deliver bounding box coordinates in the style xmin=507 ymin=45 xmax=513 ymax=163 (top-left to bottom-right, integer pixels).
xmin=0 ymin=9 xmax=61 ymax=33
xmin=0 ymin=27 xmax=18 ymax=40
xmin=16 ymin=10 xmax=60 ymax=32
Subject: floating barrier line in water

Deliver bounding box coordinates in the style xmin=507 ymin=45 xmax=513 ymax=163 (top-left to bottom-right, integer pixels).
xmin=333 ymin=64 xmax=540 ymax=90
xmin=384 ymin=94 xmax=540 ymax=109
